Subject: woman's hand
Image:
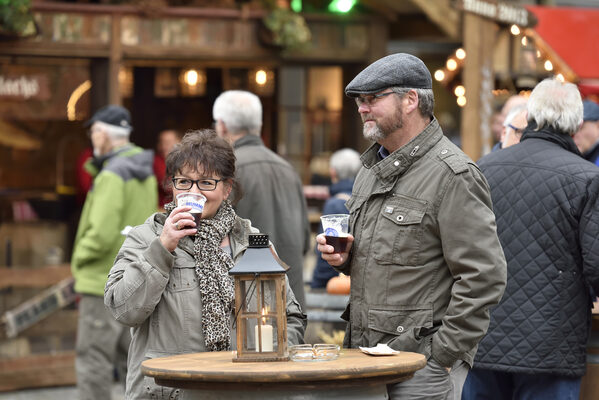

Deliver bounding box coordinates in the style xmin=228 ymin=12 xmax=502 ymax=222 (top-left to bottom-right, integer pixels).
xmin=160 ymin=205 xmax=197 ymax=252
xmin=316 ymin=233 xmax=354 ymax=266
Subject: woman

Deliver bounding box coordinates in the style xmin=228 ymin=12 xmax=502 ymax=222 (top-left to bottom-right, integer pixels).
xmin=104 ymin=130 xmax=306 ymax=399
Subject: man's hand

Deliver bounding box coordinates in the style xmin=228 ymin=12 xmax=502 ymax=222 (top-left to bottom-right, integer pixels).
xmin=316 ymin=233 xmax=354 ymax=266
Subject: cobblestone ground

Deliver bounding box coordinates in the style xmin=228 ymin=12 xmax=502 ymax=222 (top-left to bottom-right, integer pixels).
xmin=0 ymin=384 xmax=124 ymax=400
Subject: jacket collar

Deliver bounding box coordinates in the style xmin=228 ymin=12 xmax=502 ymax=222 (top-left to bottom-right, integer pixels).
xmin=520 ymin=122 xmax=581 ymax=156
xmin=233 ymin=134 xmax=264 ymax=149
xmin=361 ymin=117 xmax=443 ymax=183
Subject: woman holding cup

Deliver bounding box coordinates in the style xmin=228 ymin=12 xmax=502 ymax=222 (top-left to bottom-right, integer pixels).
xmin=104 ymin=129 xmax=306 ymax=400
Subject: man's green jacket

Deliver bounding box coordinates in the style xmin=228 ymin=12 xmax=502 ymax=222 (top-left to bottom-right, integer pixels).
xmin=71 ymin=144 xmax=157 ymax=296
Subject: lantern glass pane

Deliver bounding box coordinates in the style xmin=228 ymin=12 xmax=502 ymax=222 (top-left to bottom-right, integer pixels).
xmin=259 ymin=279 xmax=277 ymax=312
xmin=239 ymin=278 xmax=259 ymax=313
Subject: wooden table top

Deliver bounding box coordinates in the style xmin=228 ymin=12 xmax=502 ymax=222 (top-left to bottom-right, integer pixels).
xmin=142 ymin=348 xmax=426 ymax=390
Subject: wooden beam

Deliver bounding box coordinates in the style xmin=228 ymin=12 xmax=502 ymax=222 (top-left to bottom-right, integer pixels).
xmin=108 ymin=14 xmax=123 ymax=105
xmin=409 ymin=0 xmax=461 ymax=40
xmin=460 ymin=14 xmax=498 ymax=160
xmin=0 ymin=351 xmax=76 ymax=392
xmin=0 ymin=265 xmax=71 ymax=289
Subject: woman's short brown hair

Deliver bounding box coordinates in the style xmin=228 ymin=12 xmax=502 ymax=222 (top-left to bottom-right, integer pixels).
xmin=165 ymin=129 xmax=242 ymax=204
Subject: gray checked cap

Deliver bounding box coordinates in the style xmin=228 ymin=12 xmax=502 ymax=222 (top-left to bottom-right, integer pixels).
xmin=345 ymin=53 xmax=432 ymax=97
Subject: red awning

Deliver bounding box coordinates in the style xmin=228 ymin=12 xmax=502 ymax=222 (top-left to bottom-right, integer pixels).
xmin=527 ymin=5 xmax=599 ymax=95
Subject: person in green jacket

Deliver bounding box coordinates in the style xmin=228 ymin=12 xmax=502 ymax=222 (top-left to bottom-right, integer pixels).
xmin=71 ymin=105 xmax=157 ymax=400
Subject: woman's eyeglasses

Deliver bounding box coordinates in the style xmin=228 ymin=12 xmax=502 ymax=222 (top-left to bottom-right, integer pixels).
xmin=172 ymin=178 xmax=222 ymax=191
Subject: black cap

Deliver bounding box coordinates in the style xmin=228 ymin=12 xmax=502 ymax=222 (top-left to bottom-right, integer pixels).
xmin=345 ymin=53 xmax=433 ymax=97
xmin=84 ymin=105 xmax=132 ymax=129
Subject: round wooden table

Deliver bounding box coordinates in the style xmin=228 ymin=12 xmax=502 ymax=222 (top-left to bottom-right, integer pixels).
xmin=142 ymin=348 xmax=426 ymax=400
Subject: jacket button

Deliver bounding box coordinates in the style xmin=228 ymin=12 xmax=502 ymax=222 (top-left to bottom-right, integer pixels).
xmin=441 ymin=149 xmax=448 ymax=155
xmin=394 ymin=161 xmax=400 ymax=167
xmin=396 ymin=215 xmax=404 ymax=222
xmin=397 ymin=326 xmax=404 ymax=333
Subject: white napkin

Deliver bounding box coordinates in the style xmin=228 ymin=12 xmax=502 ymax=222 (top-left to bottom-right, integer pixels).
xmin=359 ymin=343 xmax=400 ymax=356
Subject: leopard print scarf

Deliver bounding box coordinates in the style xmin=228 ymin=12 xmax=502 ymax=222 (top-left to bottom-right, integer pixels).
xmin=165 ymin=199 xmax=236 ymax=351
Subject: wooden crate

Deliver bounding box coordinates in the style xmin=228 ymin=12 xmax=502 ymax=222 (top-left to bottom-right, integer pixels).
xmin=0 ymin=269 xmax=77 ymax=392
xmin=0 ymin=222 xmax=78 ymax=391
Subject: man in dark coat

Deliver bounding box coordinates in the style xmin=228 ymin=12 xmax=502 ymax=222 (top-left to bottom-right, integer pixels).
xmin=462 ymin=79 xmax=599 ymax=399
xmin=212 ymin=90 xmax=311 ymax=309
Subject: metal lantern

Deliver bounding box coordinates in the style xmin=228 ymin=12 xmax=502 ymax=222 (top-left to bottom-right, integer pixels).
xmin=228 ymin=234 xmax=289 ymax=362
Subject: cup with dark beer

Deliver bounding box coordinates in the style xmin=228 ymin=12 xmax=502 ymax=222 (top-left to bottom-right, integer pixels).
xmin=320 ymin=214 xmax=350 ymax=253
xmin=176 ymin=192 xmax=206 ymax=230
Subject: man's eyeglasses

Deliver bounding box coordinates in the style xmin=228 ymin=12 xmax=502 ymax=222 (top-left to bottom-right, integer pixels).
xmin=507 ymin=124 xmax=525 ymax=135
xmin=172 ymin=177 xmax=222 ymax=191
xmin=355 ymin=91 xmax=395 ymax=107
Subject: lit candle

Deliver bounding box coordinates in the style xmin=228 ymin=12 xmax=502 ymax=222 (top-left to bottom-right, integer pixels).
xmin=254 ymin=308 xmax=274 ymax=352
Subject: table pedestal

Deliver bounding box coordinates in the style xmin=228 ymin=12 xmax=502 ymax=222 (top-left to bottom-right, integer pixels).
xmin=180 ymin=385 xmax=388 ymax=400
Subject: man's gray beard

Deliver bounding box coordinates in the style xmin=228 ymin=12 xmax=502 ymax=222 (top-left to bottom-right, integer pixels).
xmin=363 ymin=124 xmax=387 ymax=142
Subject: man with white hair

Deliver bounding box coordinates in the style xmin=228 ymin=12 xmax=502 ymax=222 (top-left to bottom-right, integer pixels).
xmin=499 ymin=104 xmax=527 ymax=149
xmin=463 ymin=79 xmax=599 ymax=399
xmin=71 ymin=104 xmax=157 ymax=399
xmin=213 ymin=90 xmax=311 ymax=309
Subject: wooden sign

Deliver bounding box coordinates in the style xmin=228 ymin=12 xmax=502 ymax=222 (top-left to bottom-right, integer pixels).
xmin=454 ymin=0 xmax=537 ymax=27
xmin=0 ymin=74 xmax=50 ymax=101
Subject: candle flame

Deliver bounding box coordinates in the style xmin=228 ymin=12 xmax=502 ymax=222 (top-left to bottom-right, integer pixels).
xmin=261 ymin=307 xmax=267 ymax=324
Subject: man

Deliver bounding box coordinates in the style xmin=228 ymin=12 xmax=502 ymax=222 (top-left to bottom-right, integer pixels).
xmin=462 ymin=79 xmax=599 ymax=399
xmin=491 ymin=95 xmax=528 ymax=152
xmin=212 ymin=90 xmax=311 ymax=309
xmin=499 ymin=104 xmax=527 ymax=149
xmin=316 ymin=53 xmax=507 ymax=399
xmin=71 ymin=105 xmax=157 ymax=399
xmin=573 ymin=99 xmax=599 ymax=165
xmin=310 ymin=148 xmax=361 ymax=289
xmin=153 ymin=128 xmax=183 ymax=209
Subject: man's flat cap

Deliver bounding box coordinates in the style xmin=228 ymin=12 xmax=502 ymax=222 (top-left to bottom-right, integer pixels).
xmin=583 ymin=100 xmax=599 ymax=122
xmin=84 ymin=104 xmax=132 ymax=129
xmin=345 ymin=53 xmax=432 ymax=97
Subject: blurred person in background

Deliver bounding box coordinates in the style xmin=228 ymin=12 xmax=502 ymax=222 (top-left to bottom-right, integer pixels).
xmin=71 ymin=105 xmax=157 ymax=400
xmin=573 ymin=99 xmax=599 ymax=166
xmin=499 ymin=104 xmax=527 ymax=149
xmin=491 ymin=95 xmax=528 ymax=152
xmin=310 ymin=148 xmax=361 ymax=289
xmin=104 ymin=130 xmax=306 ymax=399
xmin=154 ymin=129 xmax=183 ymax=209
xmin=212 ymin=90 xmax=311 ymax=309
xmin=463 ymin=78 xmax=599 ymax=400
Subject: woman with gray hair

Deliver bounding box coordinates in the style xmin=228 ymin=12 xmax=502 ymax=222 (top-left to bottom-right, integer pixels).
xmin=310 ymin=148 xmax=361 ymax=289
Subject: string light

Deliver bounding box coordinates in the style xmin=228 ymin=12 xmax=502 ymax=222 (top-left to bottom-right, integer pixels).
xmin=454 ymin=85 xmax=465 ymax=97
xmin=434 ymin=69 xmax=445 ymax=81
xmin=510 ymin=25 xmax=521 ymax=36
xmin=544 ymin=60 xmax=553 ymax=71
xmin=555 ymin=73 xmax=565 ymax=82
xmin=457 ymin=96 xmax=467 ymax=107
xmin=446 ymin=59 xmax=458 ymax=71
xmin=255 ymin=70 xmax=267 ymax=85
xmin=456 ymin=48 xmax=466 ymax=60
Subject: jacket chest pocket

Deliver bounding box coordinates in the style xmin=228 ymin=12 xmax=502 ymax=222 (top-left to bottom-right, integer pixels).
xmin=372 ymin=195 xmax=427 ymax=266
xmin=167 ymin=264 xmax=200 ymax=293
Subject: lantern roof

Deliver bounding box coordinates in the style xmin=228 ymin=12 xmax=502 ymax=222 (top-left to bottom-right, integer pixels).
xmin=229 ymin=234 xmax=289 ymax=275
